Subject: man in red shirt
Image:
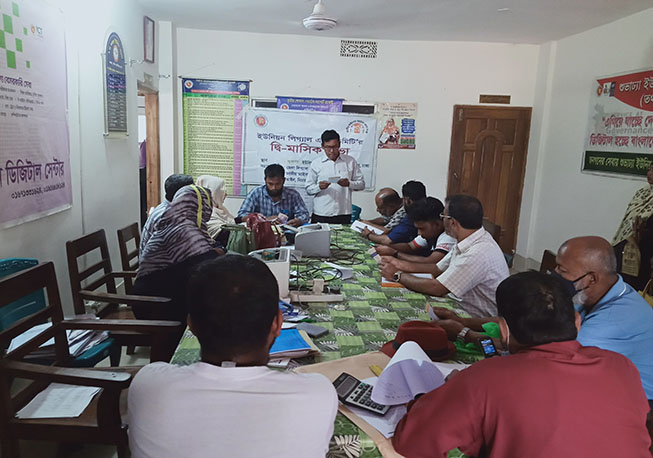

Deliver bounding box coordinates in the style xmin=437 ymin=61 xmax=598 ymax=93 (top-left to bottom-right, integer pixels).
xmin=392 ymin=271 xmax=651 ymax=457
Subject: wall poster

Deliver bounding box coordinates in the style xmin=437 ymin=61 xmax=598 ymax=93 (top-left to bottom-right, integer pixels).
xmin=182 ymin=78 xmax=249 ymax=196
xmin=0 ymin=0 xmax=72 ymax=228
xmin=583 ymin=69 xmax=653 ymax=177
xmin=378 ymin=102 xmax=417 ymax=150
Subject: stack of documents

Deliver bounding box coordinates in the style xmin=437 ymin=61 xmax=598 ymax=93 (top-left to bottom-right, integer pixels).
xmin=8 ymin=317 xmax=109 ymax=359
xmin=269 ymin=329 xmax=318 ymax=359
xmin=351 ymin=220 xmax=384 ymax=235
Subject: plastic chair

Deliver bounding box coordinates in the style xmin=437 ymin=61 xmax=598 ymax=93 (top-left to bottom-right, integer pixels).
xmin=351 ymin=205 xmax=362 ymax=223
xmin=0 ymin=258 xmax=119 ymax=367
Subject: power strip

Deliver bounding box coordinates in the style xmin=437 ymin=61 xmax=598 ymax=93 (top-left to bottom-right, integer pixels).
xmin=289 ymin=291 xmax=344 ymax=303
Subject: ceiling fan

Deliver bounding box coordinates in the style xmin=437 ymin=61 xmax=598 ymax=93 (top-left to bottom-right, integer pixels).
xmin=303 ymin=0 xmax=337 ymax=31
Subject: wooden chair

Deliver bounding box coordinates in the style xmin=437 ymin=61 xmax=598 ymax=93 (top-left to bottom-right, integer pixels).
xmin=117 ymin=223 xmax=140 ymax=294
xmin=539 ymin=249 xmax=557 ymax=275
xmin=0 ymin=262 xmax=180 ymax=457
xmin=66 ymin=229 xmax=181 ymax=360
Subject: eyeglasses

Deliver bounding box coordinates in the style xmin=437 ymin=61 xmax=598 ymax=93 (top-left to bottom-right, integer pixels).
xmin=439 ymin=213 xmax=453 ymax=220
xmin=323 ymin=145 xmax=340 ymax=151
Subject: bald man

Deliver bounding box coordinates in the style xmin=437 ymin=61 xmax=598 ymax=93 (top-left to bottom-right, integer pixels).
xmin=556 ymin=236 xmax=653 ymax=408
xmin=360 ymin=187 xmax=405 ymax=234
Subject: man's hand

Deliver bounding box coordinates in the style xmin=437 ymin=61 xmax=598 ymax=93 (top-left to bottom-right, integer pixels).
xmin=287 ymin=218 xmax=302 ymax=227
xmin=215 ymin=247 xmax=226 ymax=256
xmin=381 ymin=258 xmax=400 ymax=278
xmin=445 ymin=369 xmax=460 ymax=382
xmin=431 ymin=307 xmax=460 ymax=321
xmin=360 ymin=228 xmax=372 ymax=239
xmin=337 ymin=178 xmax=350 ymax=187
xmin=375 ymin=245 xmax=397 ymax=256
xmin=437 ymin=319 xmax=465 ymax=340
xmin=319 ymin=181 xmax=330 ymax=190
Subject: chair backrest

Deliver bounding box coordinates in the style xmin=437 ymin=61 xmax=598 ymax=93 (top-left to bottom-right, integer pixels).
xmin=540 ymin=249 xmax=557 ymax=274
xmin=482 ymin=218 xmax=502 ymax=245
xmin=0 ymin=259 xmax=46 ymax=333
xmin=0 ymin=262 xmax=70 ymax=364
xmin=66 ymin=229 xmax=117 ymax=315
xmin=117 ymin=223 xmax=140 ymax=271
xmin=117 ymin=223 xmax=140 ymax=294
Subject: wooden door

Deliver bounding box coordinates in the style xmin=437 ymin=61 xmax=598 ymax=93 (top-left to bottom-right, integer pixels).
xmin=143 ymin=92 xmax=160 ymax=211
xmin=447 ymin=105 xmax=531 ymax=253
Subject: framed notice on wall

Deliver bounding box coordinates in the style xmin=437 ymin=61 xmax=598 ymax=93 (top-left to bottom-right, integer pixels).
xmin=103 ymin=32 xmax=128 ymax=136
xmin=583 ymin=69 xmax=653 ymax=178
xmin=182 ymin=78 xmax=250 ymax=196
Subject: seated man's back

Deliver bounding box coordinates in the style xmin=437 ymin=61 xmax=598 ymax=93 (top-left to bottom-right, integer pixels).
xmin=393 ymin=272 xmax=651 ymax=457
xmin=129 ymin=362 xmax=337 ymax=458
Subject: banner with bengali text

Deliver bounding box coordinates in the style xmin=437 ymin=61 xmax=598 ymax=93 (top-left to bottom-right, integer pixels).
xmin=242 ymin=108 xmax=377 ymax=191
xmin=0 ymin=0 xmax=71 ymax=228
xmin=583 ymin=69 xmax=653 ymax=177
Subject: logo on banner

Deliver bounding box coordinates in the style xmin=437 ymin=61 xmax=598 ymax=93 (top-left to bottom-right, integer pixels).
xmin=279 ymin=103 xmax=290 ymax=110
xmin=255 ymin=115 xmax=268 ymax=127
xmin=346 ymin=120 xmax=369 ymax=134
xmin=184 ymin=80 xmax=194 ymax=89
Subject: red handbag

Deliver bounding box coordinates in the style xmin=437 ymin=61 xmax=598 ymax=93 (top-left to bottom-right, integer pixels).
xmin=246 ymin=213 xmax=281 ymax=249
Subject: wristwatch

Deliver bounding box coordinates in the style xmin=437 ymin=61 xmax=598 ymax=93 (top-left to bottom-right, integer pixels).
xmin=456 ymin=327 xmax=470 ymax=342
xmin=393 ymin=271 xmax=402 ymax=283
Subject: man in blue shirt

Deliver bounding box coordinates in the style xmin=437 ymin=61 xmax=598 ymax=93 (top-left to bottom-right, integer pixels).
xmin=362 ymin=180 xmax=425 ymax=245
xmin=236 ymin=164 xmax=309 ymax=227
xmin=556 ymin=236 xmax=653 ymax=408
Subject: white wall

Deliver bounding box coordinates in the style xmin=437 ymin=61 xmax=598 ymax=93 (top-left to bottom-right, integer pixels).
xmin=174 ymin=29 xmax=539 ymax=227
xmin=0 ymin=0 xmax=157 ymax=314
xmin=524 ymin=9 xmax=653 ymax=260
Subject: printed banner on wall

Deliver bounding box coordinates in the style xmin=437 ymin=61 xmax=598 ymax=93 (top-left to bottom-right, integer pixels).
xmin=276 ymin=96 xmax=343 ymax=112
xmin=583 ymin=69 xmax=653 ymax=177
xmin=378 ymin=102 xmax=417 ymax=149
xmin=0 ymin=0 xmax=71 ymax=228
xmin=243 ymin=108 xmax=377 ymax=190
xmin=182 ymin=78 xmax=249 ymax=196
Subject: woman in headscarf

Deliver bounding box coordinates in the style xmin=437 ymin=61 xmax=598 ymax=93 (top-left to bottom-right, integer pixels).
xmin=196 ymin=175 xmax=235 ymax=243
xmin=133 ymin=184 xmax=221 ymax=322
xmin=612 ymin=162 xmax=653 ymax=290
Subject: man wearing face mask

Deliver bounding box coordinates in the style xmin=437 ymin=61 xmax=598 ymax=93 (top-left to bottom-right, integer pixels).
xmin=556 ymin=236 xmax=653 ymax=409
xmin=392 ymin=272 xmax=651 ymax=457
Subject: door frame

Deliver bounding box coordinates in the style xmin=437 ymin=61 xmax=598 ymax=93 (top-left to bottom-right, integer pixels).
xmin=137 ymin=82 xmax=161 ymax=213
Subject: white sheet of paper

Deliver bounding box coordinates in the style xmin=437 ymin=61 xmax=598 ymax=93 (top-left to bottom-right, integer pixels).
xmin=327 ymin=176 xmax=341 ymax=183
xmin=346 ymin=377 xmax=407 ymax=439
xmin=432 ymin=361 xmax=471 ymax=379
xmin=371 ymin=341 xmax=445 ymax=405
xmin=323 ymin=262 xmax=354 ymax=280
xmin=17 ymin=383 xmax=101 ymax=419
xmin=351 ymin=220 xmax=384 ymax=235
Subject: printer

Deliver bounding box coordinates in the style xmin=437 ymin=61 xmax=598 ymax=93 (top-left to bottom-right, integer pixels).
xmin=248 ymin=247 xmax=290 ymax=299
xmin=294 ymin=223 xmax=331 ymax=258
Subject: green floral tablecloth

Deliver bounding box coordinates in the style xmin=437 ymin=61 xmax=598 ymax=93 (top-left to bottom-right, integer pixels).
xmin=171 ymin=227 xmax=475 ymax=457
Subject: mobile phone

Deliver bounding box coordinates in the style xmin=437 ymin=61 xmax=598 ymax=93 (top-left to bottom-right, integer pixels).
xmin=332 ymin=372 xmax=389 ymax=415
xmin=478 ymin=337 xmax=499 ymax=358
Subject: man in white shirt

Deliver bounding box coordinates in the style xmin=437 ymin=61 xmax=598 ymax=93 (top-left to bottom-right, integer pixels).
xmin=128 ymin=255 xmax=338 ymax=458
xmin=375 ymin=197 xmax=456 ymax=265
xmin=306 ymin=129 xmax=365 ymax=224
xmin=381 ymin=195 xmax=508 ymax=317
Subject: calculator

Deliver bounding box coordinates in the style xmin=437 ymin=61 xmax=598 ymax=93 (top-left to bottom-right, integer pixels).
xmin=333 ymin=372 xmax=390 ymax=415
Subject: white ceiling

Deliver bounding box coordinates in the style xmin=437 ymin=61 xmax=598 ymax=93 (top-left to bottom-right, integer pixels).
xmin=136 ymin=0 xmax=651 ymax=44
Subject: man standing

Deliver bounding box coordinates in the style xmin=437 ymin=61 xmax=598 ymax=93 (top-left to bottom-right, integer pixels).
xmin=129 ymin=255 xmax=338 ymax=458
xmin=360 ymin=187 xmax=405 ymax=233
xmin=556 ymin=236 xmax=653 ymax=407
xmin=237 ymin=164 xmax=309 ymax=227
xmin=140 ymin=173 xmax=194 ymax=256
xmin=392 ymin=272 xmax=652 ymax=457
xmin=381 ymin=195 xmax=508 ymax=317
xmin=306 ymin=130 xmax=365 ymax=224
xmin=361 ymin=180 xmax=425 ymax=245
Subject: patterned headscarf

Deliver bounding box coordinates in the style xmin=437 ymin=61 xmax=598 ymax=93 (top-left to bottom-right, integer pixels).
xmin=196 ymin=175 xmax=235 ymax=238
xmin=138 ymin=184 xmax=214 ymax=278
